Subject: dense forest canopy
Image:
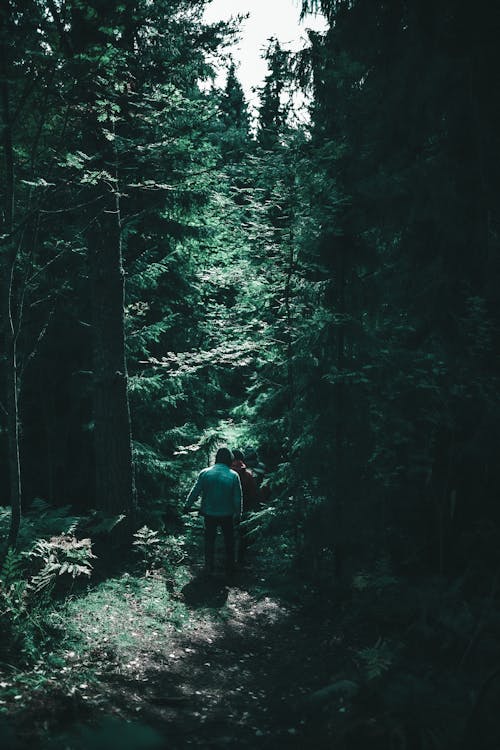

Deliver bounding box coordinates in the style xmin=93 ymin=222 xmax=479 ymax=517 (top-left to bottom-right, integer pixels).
xmin=1 ymin=1 xmax=500 ymax=747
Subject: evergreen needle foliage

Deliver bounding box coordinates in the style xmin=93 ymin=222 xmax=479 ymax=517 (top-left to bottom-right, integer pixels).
xmin=0 ymin=1 xmax=499 ymax=747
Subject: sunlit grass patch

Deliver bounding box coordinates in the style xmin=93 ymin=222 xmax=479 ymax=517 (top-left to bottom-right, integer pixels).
xmin=60 ymin=572 xmax=194 ymax=659
xmin=0 ymin=563 xmax=221 ymax=713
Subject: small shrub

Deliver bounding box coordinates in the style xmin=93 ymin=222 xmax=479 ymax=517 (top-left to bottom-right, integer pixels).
xmin=162 ymin=534 xmax=186 ymax=565
xmin=133 ymin=526 xmax=162 ymax=569
xmin=0 ymin=549 xmax=33 ymax=661
xmin=0 ymin=507 xmax=97 ymax=666
xmin=27 ymin=534 xmax=96 ymax=595
xmin=356 ymin=638 xmax=400 ymax=680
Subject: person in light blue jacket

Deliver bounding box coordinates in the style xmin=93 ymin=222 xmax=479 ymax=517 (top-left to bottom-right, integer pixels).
xmin=184 ymin=447 xmax=242 ymax=575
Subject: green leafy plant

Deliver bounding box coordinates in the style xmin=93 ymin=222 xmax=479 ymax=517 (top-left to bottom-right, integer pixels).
xmin=0 ymin=548 xmax=27 ymax=625
xmin=357 ymin=638 xmax=399 ymax=680
xmin=162 ymin=535 xmax=187 ymax=567
xmin=133 ymin=526 xmax=162 ymax=569
xmin=0 ymin=548 xmax=37 ymax=662
xmin=1 ymin=547 xmax=24 ymax=587
xmin=27 ymin=535 xmax=96 ymax=594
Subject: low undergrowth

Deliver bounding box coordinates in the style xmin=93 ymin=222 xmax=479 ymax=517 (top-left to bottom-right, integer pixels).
xmin=1 ymin=502 xmax=499 ymax=750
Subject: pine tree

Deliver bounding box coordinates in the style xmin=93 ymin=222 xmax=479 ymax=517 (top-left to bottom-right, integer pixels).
xmin=221 ymin=61 xmax=250 ymax=134
xmin=0 ymin=0 xmax=239 ymax=533
xmin=257 ymin=39 xmax=288 ymax=149
xmin=298 ymin=0 xmax=500 ymax=575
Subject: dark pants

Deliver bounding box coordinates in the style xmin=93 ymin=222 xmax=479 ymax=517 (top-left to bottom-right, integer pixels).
xmin=204 ymin=515 xmax=235 ymax=573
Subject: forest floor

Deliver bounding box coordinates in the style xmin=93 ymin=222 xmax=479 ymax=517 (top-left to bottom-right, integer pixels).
xmin=0 ymin=530 xmax=349 ymax=750
xmin=1 ymin=522 xmax=491 ymax=750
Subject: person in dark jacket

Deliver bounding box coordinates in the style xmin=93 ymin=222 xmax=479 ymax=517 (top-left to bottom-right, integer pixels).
xmin=231 ymin=449 xmax=258 ymax=513
xmin=244 ymin=447 xmax=271 ymax=505
xmin=184 ymin=447 xmax=242 ymax=575
xmin=231 ymin=449 xmax=258 ymax=566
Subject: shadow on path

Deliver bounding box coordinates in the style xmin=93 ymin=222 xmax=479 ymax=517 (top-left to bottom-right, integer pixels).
xmin=180 ymin=574 xmax=229 ymax=609
xmin=3 ymin=556 xmax=341 ymax=750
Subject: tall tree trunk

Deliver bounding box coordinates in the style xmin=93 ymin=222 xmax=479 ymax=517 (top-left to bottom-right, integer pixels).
xmin=4 ymin=274 xmax=22 ymax=549
xmin=67 ymin=0 xmax=136 ymax=523
xmin=0 ymin=2 xmax=22 ymax=550
xmin=332 ymin=236 xmax=347 ymax=579
xmin=284 ymin=183 xmax=295 ymax=435
xmin=87 ymin=178 xmax=136 ymax=519
xmin=335 ymin=241 xmax=346 ymax=480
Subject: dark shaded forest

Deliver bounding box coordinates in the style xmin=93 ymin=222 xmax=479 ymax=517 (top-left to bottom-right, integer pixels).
xmin=1 ymin=1 xmax=500 ymax=748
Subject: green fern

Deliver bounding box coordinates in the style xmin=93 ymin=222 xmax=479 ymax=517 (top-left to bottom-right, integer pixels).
xmin=1 ymin=548 xmax=24 ymax=586
xmin=27 ymin=535 xmax=96 ymax=594
xmin=29 ymin=562 xmax=62 ymax=594
xmin=133 ymin=526 xmax=161 ymax=567
xmin=16 ymin=499 xmax=82 ymax=549
xmin=0 ymin=550 xmax=27 ymax=628
xmin=163 ymin=534 xmax=186 ymax=566
xmin=0 ymin=507 xmax=12 ymax=541
xmin=357 ymin=638 xmax=398 ymax=680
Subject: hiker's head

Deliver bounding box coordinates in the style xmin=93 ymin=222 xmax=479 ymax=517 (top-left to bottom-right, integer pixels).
xmin=245 ymin=449 xmax=257 ymax=466
xmin=232 ymin=449 xmax=245 ymax=462
xmin=215 ymin=447 xmax=233 ymax=466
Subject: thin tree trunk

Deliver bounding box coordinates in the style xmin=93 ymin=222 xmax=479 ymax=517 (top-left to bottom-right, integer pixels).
xmin=5 ymin=317 xmax=21 ymax=549
xmin=332 ymin=238 xmax=346 ymax=579
xmin=0 ymin=3 xmax=22 ymax=550
xmin=335 ymin=241 xmax=346 ymax=488
xmin=284 ymin=201 xmax=295 ymax=427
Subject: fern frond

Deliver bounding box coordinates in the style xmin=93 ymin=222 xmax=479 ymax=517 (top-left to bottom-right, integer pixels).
xmin=1 ymin=548 xmax=24 ymax=586
xmin=357 ymin=639 xmax=399 ymax=680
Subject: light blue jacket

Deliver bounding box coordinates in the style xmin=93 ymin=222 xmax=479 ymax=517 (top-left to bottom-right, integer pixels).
xmin=185 ymin=463 xmax=243 ymax=517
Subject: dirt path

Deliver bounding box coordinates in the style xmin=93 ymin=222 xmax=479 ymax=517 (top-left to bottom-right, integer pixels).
xmin=115 ymin=575 xmax=314 ymax=749
xmin=2 ymin=558 xmax=343 ymax=750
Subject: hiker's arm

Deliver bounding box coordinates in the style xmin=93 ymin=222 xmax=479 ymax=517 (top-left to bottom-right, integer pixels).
xmin=184 ymin=472 xmax=203 ymax=512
